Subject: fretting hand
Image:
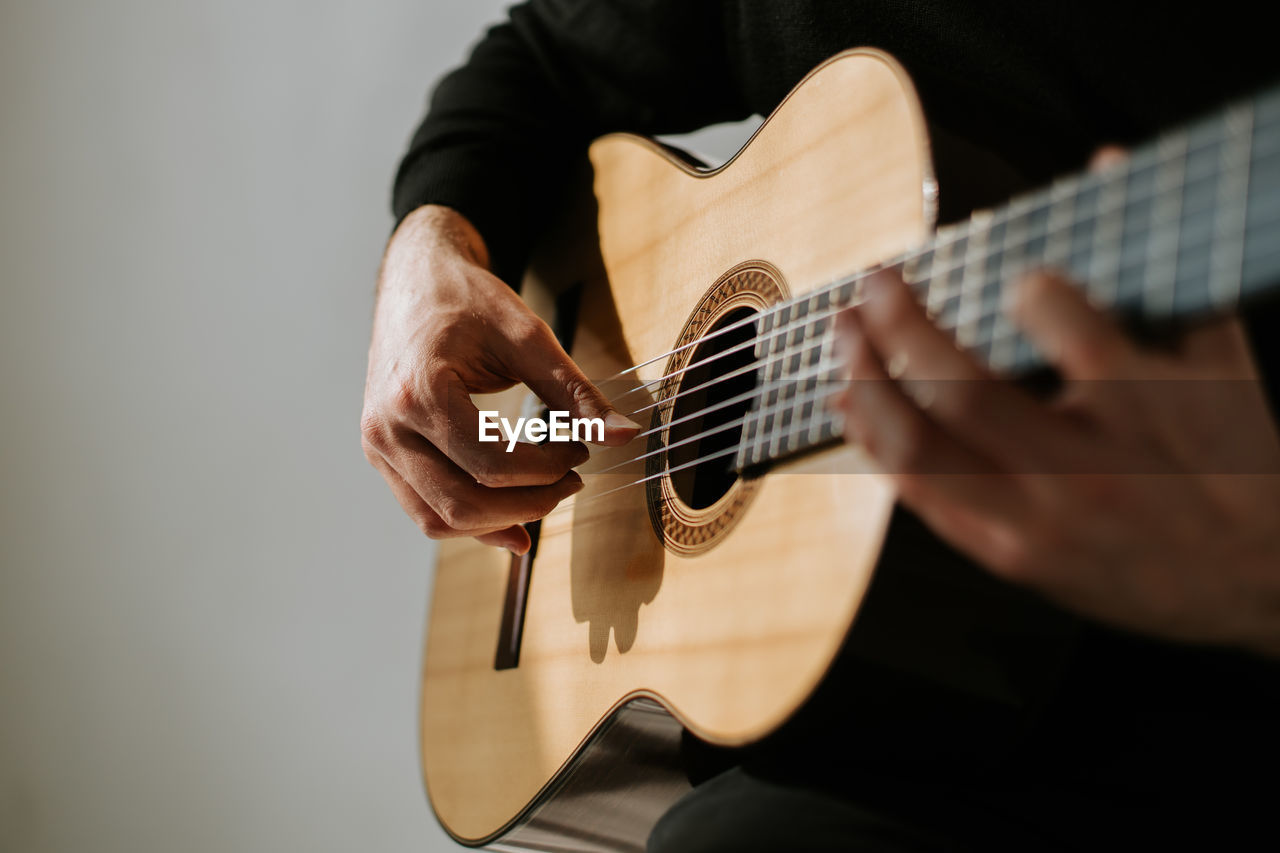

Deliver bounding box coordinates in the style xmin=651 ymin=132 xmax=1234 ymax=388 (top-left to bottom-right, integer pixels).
xmin=835 ymin=266 xmax=1280 ymax=658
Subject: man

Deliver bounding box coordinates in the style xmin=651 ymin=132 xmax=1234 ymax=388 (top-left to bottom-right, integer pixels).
xmin=363 ymin=2 xmax=1280 ymax=848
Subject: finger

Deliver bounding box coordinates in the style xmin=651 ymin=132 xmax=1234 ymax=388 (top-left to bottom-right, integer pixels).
xmin=1150 ymin=318 xmax=1278 ymax=473
xmin=390 ymin=426 xmax=585 ymax=530
xmin=836 ymin=309 xmax=1043 ymax=576
xmin=1004 ymin=270 xmax=1168 ymax=445
xmin=1007 ymin=270 xmax=1146 ymax=381
xmin=366 ymin=447 xmax=532 ymax=553
xmin=1088 ymin=145 xmax=1129 ymax=173
xmin=499 ymin=319 xmax=641 ymax=446
xmin=856 ymin=270 xmax=1054 ymax=468
xmin=1175 ymin=317 xmax=1259 ymax=379
xmin=836 ymin=309 xmax=1027 ymax=510
xmin=858 ymin=270 xmax=985 ymax=380
xmin=475 ymin=526 xmax=535 ymax=555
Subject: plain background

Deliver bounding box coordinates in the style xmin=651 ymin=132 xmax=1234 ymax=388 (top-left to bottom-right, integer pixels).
xmin=0 ymin=2 xmax=756 ymax=851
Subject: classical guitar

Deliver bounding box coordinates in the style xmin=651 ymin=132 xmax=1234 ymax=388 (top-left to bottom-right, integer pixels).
xmin=419 ymin=49 xmax=1280 ymax=850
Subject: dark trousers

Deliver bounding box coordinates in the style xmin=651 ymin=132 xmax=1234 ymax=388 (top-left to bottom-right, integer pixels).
xmin=647 ymin=762 xmax=1274 ymax=852
xmin=648 ymin=766 xmax=988 ymax=852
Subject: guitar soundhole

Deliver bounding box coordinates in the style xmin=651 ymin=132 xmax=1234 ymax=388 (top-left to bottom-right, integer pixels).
xmin=647 ymin=261 xmax=785 ymax=556
xmin=666 ymin=307 xmax=757 ymax=509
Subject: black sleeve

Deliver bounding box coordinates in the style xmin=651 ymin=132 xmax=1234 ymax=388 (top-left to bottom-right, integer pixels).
xmin=391 ymin=0 xmax=750 ymax=284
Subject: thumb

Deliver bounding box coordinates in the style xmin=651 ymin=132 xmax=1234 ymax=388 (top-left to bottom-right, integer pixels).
xmin=510 ymin=323 xmax=641 ymax=446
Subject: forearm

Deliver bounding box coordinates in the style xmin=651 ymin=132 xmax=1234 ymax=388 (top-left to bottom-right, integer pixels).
xmin=392 ymin=0 xmax=748 ymax=284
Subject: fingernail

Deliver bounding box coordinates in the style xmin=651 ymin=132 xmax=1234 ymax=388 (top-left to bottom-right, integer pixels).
xmin=885 ymin=351 xmax=909 ymax=379
xmin=605 ymin=412 xmax=641 ymax=431
xmin=505 ymin=543 xmax=523 ymax=555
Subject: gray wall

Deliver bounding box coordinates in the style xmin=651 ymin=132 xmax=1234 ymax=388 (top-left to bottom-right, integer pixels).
xmin=0 ymin=2 xmax=755 ymax=851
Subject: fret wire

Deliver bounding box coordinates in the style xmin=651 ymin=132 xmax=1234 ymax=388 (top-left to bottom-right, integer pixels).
xmin=987 ymin=197 xmax=1025 ymax=369
xmin=921 ymin=124 xmax=1249 ymax=298
xmin=1243 ymin=176 xmax=1280 ymax=290
xmin=752 ymin=302 xmax=783 ymax=466
xmin=778 ymin=299 xmax=802 ymax=458
xmin=747 ymin=142 xmax=1259 ymax=399
xmin=1171 ymin=120 xmax=1226 ymax=316
xmin=921 ymin=225 xmax=957 ymax=317
xmin=775 ymin=297 xmax=811 ymax=458
xmin=601 ymin=366 xmax=841 ymax=475
xmin=958 ymin=176 xmax=1277 ymax=371
xmin=747 ymin=356 xmax=844 ymax=468
xmin=740 ymin=310 xmax=772 ymax=466
xmin=761 ymin=303 xmax=789 ymax=462
xmin=734 ymin=192 xmax=1273 ymax=460
xmin=742 ymin=192 xmax=1262 ymax=445
xmin=588 ymin=383 xmax=851 ymax=502
xmin=1143 ymin=131 xmax=1190 ymax=316
xmin=985 ymin=177 xmax=1271 ymax=361
xmin=761 ymin=301 xmax=791 ymax=464
xmin=641 ymin=322 xmax=837 ymax=419
xmin=1083 ymin=156 xmax=1203 ymax=303
xmin=1210 ymin=102 xmax=1254 ymax=307
xmin=1113 ymin=152 xmax=1159 ymax=309
xmin=904 ymin=246 xmax=932 ymax=293
xmin=802 ymin=95 xmax=1268 ymax=319
xmin=808 ymin=290 xmax=833 ymax=447
xmin=900 ymin=101 xmax=1263 ymax=308
xmin=805 ymin=290 xmax=828 ymax=449
xmin=983 ymin=190 xmax=1278 ymax=362
xmin=788 ymin=294 xmax=814 ymax=457
xmin=732 ymin=144 xmax=1259 ymax=425
xmin=1045 ymin=176 xmax=1079 ymax=265
xmin=954 ymin=211 xmax=992 ymax=347
xmin=942 ymin=137 xmax=1218 ymax=356
xmin=976 ymin=215 xmax=1010 ymax=363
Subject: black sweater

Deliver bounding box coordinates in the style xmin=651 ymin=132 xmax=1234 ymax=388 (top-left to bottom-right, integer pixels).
xmin=394 ymin=1 xmax=1279 ymax=283
xmin=393 ymin=2 xmax=1280 ymax=843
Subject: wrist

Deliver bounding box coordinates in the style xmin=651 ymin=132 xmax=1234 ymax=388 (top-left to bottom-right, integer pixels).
xmin=393 ymin=204 xmax=491 ymax=271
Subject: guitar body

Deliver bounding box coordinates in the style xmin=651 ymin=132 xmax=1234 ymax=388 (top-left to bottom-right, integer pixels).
xmin=422 ymin=49 xmax=934 ymax=849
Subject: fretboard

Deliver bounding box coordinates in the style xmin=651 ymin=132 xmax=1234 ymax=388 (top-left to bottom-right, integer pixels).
xmin=734 ymin=83 xmax=1280 ymax=471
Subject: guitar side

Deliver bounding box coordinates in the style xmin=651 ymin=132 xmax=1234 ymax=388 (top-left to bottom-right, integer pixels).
xmin=420 ymin=49 xmax=935 ymax=848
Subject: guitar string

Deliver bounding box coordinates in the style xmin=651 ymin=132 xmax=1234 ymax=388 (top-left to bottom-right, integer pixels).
xmin=610 ymin=178 xmax=1267 ymax=444
xmin=515 ymin=105 xmax=1275 ymax=517
xmin=626 ymin=323 xmax=840 ymax=420
xmin=541 ymin=385 xmax=849 ymax=521
xmin=596 ymin=107 xmax=1267 ymax=395
xmin=608 ymin=125 xmax=1270 ymax=412
xmin=536 ymin=196 xmax=1275 ymax=514
xmin=635 ymin=348 xmax=839 ymax=439
xmin=593 ymin=355 xmax=845 ymax=475
xmin=932 ymin=131 xmax=1275 ymax=353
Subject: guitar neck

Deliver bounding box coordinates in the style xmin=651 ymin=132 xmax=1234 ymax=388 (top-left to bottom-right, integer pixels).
xmin=734 ymin=83 xmax=1280 ymax=471
xmin=906 ymin=84 xmax=1280 ymax=372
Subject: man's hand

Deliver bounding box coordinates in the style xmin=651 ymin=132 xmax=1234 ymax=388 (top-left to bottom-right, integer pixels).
xmin=834 ymin=268 xmax=1280 ymax=658
xmin=362 ymin=205 xmax=639 ymax=554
